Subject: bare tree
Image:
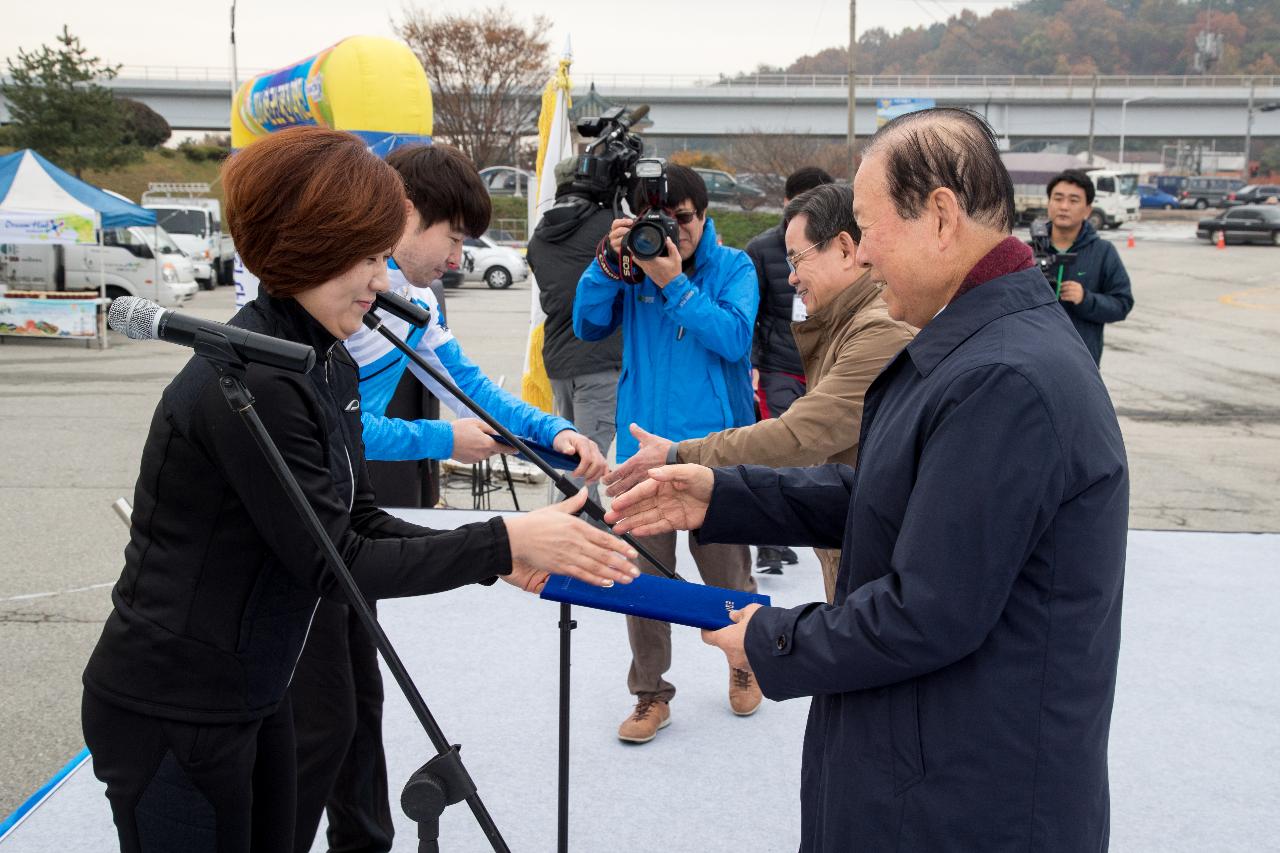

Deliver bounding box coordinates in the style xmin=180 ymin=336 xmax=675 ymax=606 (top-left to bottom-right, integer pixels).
xmin=727 ymin=130 xmax=855 ymax=203
xmin=396 ymin=5 xmax=551 ymax=169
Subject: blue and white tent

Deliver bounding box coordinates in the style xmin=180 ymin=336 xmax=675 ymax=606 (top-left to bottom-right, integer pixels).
xmin=0 ymin=149 xmax=155 ymax=245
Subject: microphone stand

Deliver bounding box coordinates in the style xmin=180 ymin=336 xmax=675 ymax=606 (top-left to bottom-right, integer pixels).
xmin=362 ymin=309 xmax=684 ymax=853
xmin=191 ymin=328 xmax=509 ymax=853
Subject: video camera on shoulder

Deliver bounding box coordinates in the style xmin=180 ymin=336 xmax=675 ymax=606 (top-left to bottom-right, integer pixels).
xmin=624 ymin=159 xmax=679 ymax=260
xmin=574 ymin=105 xmax=649 ymax=209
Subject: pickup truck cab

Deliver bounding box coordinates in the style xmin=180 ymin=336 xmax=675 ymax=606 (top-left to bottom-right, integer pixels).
xmin=142 ymin=183 xmax=235 ymax=289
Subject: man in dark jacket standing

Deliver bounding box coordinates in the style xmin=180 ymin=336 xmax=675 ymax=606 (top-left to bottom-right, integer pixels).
xmin=744 ymin=167 xmax=833 ymax=573
xmin=607 ymin=108 xmax=1129 ymax=851
xmin=1040 ymin=168 xmax=1134 ymax=364
xmin=528 ymin=158 xmax=622 ymax=500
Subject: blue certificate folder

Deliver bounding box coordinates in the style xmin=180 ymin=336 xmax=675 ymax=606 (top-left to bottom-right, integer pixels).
xmin=493 ymin=434 xmax=579 ymax=471
xmin=540 ymin=573 xmax=771 ymax=630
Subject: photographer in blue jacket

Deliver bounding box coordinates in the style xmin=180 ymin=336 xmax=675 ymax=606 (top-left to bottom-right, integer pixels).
xmin=574 ymin=164 xmax=761 ymax=743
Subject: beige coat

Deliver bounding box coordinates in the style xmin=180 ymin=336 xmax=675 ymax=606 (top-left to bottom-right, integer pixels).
xmin=676 ymin=271 xmax=915 ymax=601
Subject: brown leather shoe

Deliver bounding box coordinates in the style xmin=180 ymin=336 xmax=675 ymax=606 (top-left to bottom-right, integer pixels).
xmin=617 ymin=696 xmax=671 ymax=743
xmin=729 ymin=668 xmax=763 ymax=716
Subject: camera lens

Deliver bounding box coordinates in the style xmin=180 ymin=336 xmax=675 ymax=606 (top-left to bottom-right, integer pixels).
xmin=628 ymin=222 xmax=666 ymax=259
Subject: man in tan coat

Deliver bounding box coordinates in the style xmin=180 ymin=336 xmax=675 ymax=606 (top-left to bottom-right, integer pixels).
xmin=604 ymin=183 xmax=914 ymax=602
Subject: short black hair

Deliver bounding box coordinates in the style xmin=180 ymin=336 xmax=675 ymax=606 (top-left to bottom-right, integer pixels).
xmin=785 ymin=167 xmax=834 ymax=201
xmin=864 ymin=107 xmax=1015 ymax=233
xmin=385 ymin=143 xmax=491 ymax=237
xmin=664 ymin=165 xmax=708 ymax=215
xmin=1047 ymin=169 xmax=1096 ymax=205
xmin=783 ymin=183 xmax=859 ymax=245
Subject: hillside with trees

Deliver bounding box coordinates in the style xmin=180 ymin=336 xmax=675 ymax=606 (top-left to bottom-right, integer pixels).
xmin=775 ymin=0 xmax=1279 ymax=77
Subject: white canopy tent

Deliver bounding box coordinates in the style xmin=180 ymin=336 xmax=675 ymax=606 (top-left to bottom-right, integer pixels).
xmin=0 ymin=149 xmax=157 ymax=345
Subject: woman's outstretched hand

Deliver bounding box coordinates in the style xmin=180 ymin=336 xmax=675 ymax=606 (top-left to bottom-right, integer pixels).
xmin=502 ymin=489 xmax=639 ymax=588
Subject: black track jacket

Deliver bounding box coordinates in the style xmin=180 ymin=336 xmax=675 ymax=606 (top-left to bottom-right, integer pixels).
xmin=83 ymin=291 xmax=510 ymax=723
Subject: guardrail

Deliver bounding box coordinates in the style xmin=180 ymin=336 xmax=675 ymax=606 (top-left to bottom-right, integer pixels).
xmin=105 ymin=66 xmax=1280 ymax=90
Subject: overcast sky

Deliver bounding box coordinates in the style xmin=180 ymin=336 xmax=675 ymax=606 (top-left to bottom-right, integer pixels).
xmin=1 ymin=0 xmax=1017 ymax=79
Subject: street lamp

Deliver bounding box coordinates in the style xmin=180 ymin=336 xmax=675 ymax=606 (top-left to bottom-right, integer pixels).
xmin=1118 ymin=96 xmax=1150 ymax=167
xmin=230 ymin=2 xmax=239 ymax=96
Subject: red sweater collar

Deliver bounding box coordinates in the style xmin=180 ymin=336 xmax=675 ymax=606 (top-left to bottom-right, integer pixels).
xmin=950 ymin=236 xmax=1034 ymax=304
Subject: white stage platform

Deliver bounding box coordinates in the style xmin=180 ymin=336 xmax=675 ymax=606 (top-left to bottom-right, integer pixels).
xmin=2 ymin=513 xmax=1277 ymax=852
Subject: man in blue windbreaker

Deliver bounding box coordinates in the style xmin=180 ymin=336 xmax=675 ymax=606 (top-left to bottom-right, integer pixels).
xmin=574 ymin=164 xmax=761 ymax=743
xmin=291 ymin=143 xmax=605 ymax=853
xmin=607 ymin=109 xmax=1129 ymax=850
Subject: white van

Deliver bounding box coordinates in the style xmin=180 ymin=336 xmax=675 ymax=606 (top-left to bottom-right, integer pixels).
xmin=0 ymin=226 xmax=198 ymax=306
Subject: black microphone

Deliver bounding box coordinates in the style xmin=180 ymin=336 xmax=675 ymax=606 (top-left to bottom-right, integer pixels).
xmin=374 ymin=290 xmax=430 ymax=328
xmin=624 ymin=104 xmax=650 ymax=126
xmin=107 ymin=296 xmax=316 ymax=374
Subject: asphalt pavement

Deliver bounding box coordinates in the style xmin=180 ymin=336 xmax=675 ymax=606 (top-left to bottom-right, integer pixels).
xmin=0 ymin=232 xmax=1277 ymax=820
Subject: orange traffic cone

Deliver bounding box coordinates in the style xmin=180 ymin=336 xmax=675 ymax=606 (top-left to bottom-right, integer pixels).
xmin=1215 ymin=231 xmax=1226 ymax=249
xmin=1126 ymin=233 xmax=1135 ymax=248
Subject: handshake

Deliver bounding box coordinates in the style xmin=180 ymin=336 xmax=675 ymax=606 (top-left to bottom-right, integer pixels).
xmin=497 ymin=422 xmax=712 ymax=595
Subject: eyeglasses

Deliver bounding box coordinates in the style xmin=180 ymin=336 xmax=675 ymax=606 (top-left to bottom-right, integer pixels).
xmin=662 ymin=208 xmax=699 ymax=225
xmin=785 ymin=240 xmax=828 ymax=275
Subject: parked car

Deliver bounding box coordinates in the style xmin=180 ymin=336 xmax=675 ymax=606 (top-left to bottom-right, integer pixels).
xmin=484 ymin=228 xmax=526 ymax=249
xmin=1223 ymin=184 xmax=1280 ymax=208
xmin=1138 ymin=184 xmax=1179 ymax=209
xmin=1196 ymin=204 xmax=1280 ymax=246
xmin=462 ymin=235 xmax=528 ymax=289
xmin=692 ymin=168 xmax=767 ymax=210
xmin=441 ymin=266 xmax=464 ymax=289
xmin=1179 ymin=176 xmax=1246 ymax=210
xmin=478 ymin=166 xmax=533 ymax=197
xmin=1152 ymin=175 xmax=1189 ymax=198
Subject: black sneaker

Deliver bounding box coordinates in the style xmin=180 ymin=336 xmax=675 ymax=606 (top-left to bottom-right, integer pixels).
xmin=756 ymin=546 xmax=784 ymax=575
xmin=778 ymin=546 xmax=800 ymax=565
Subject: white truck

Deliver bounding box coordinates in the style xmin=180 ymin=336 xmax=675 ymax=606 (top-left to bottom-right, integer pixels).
xmin=142 ymin=183 xmax=235 ymax=290
xmin=1002 ymin=153 xmax=1140 ymax=230
xmin=0 ymin=226 xmax=198 ymax=306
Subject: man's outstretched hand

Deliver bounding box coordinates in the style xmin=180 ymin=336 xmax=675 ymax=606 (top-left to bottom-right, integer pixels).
xmin=603 ymin=423 xmax=674 ymax=497
xmin=603 ymin=464 xmax=714 ymax=536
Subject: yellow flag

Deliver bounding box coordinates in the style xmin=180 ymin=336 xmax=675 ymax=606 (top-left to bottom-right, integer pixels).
xmin=520 ymin=54 xmax=574 ymax=413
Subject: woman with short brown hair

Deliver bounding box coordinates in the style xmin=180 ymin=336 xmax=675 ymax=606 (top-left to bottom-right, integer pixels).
xmin=80 ymin=127 xmax=637 ymax=852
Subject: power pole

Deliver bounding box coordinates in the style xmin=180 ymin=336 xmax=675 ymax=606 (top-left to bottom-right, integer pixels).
xmin=1086 ymin=74 xmax=1098 ymax=166
xmin=1243 ymin=77 xmax=1255 ymax=178
xmin=848 ymin=0 xmax=857 ymax=178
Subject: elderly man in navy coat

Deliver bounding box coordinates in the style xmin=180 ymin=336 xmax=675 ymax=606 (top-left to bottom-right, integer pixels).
xmin=607 ymin=107 xmax=1129 ymax=852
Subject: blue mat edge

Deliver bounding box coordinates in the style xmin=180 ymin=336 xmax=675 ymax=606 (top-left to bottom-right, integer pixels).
xmin=0 ymin=747 xmax=91 ymax=842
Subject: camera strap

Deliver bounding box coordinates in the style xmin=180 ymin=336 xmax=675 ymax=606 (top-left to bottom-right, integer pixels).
xmin=595 ymin=235 xmax=644 ymax=284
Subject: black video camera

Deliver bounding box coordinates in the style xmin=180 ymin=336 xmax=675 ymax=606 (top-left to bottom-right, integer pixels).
xmin=624 ymin=158 xmax=679 ymax=260
xmin=1029 ymin=219 xmax=1076 ymax=295
xmin=574 ymin=105 xmax=650 ymax=212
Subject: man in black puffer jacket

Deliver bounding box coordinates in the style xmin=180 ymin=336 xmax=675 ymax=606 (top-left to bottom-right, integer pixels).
xmin=528 ymin=158 xmax=622 ymax=501
xmin=743 ymin=166 xmax=833 ymax=573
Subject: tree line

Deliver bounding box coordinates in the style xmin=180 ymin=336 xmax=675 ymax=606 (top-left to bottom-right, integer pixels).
xmin=765 ymin=0 xmax=1280 ymax=77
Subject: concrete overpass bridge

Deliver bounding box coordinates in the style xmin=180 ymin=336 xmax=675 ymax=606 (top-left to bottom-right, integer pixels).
xmin=4 ymin=68 xmax=1278 ymax=154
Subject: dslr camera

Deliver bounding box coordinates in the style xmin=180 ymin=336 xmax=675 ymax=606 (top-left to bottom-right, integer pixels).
xmin=624 ymin=159 xmax=679 ymax=260
xmin=576 ymin=104 xmax=679 ymax=273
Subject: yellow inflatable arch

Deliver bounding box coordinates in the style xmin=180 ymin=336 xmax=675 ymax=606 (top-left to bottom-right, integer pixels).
xmin=231 ymin=35 xmax=432 ymax=155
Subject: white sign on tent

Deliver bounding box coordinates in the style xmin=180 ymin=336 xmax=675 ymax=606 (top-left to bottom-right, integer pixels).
xmin=0 ymin=210 xmax=97 ymax=244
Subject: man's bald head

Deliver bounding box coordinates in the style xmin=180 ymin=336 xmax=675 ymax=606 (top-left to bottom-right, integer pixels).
xmin=863 ymin=107 xmax=1015 ymax=234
